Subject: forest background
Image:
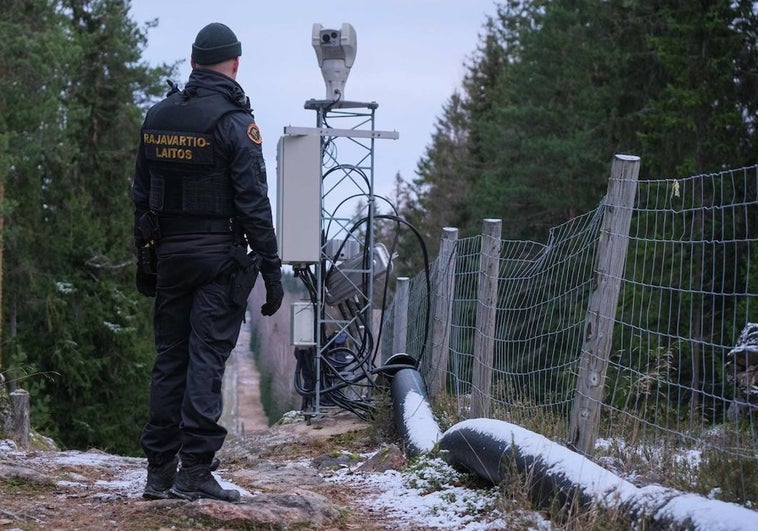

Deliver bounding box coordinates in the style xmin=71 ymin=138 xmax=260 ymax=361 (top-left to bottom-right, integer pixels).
xmin=2 ymin=0 xmax=758 ymax=455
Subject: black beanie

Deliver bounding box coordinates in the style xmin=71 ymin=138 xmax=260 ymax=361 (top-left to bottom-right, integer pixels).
xmin=192 ymin=22 xmax=242 ymax=65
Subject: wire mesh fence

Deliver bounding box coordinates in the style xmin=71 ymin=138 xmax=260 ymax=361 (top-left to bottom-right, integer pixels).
xmin=382 ymin=159 xmax=758 ymax=505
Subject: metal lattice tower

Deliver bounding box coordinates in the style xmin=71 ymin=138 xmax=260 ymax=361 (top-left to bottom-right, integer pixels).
xmin=282 ymin=99 xmax=397 ymax=419
xmin=278 ymin=23 xmax=398 ymax=420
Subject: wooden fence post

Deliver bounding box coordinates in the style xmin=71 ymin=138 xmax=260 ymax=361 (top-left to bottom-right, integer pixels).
xmin=568 ymin=154 xmax=640 ymax=454
xmin=10 ymin=388 xmax=30 ymax=447
xmin=392 ymin=277 xmax=409 ymax=356
xmin=428 ymin=227 xmax=458 ymax=397
xmin=470 ymin=219 xmax=501 ymax=418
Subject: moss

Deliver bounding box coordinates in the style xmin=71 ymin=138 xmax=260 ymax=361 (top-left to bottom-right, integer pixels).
xmin=28 ymin=430 xmax=59 ymax=451
xmin=0 ymin=385 xmax=12 ymax=438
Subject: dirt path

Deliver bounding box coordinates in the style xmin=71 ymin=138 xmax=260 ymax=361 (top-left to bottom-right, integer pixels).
xmin=0 ymin=412 xmax=405 ymax=530
xmin=222 ymin=312 xmax=269 ymax=437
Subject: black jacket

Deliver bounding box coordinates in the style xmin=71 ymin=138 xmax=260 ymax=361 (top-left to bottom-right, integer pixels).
xmin=133 ymin=69 xmax=280 ymax=274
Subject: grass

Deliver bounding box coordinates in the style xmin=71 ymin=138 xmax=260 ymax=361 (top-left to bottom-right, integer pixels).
xmin=594 ymin=412 xmax=758 ymax=508
xmin=0 ymin=477 xmax=52 ymax=494
xmin=365 ymin=389 xmax=399 ymax=445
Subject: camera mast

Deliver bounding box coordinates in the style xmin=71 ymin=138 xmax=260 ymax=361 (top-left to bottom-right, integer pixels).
xmin=276 ymin=23 xmax=399 ymax=420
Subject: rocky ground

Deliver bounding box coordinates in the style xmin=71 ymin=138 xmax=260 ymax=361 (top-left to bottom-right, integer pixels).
xmin=0 ymin=300 xmax=517 ymax=530
xmin=0 ymin=410 xmax=424 ymax=530
xmin=0 ymin=321 xmax=497 ymax=530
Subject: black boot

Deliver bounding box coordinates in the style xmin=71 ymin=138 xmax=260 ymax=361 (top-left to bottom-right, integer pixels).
xmin=143 ymin=456 xmax=178 ymax=500
xmin=181 ymin=457 xmax=219 ymax=471
xmin=169 ymin=463 xmax=240 ymax=502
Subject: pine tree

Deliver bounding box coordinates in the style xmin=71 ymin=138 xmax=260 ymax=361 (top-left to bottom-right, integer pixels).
xmin=404 ymin=0 xmax=758 ymax=243
xmin=396 ymin=0 xmax=541 ymax=254
xmin=629 ymin=0 xmax=758 ymax=415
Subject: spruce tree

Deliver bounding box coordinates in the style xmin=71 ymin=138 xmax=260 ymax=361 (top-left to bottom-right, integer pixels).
xmin=2 ymin=0 xmax=171 ymax=454
xmin=404 ymin=0 xmax=758 ymax=243
xmin=1 ymin=0 xmax=73 ymax=398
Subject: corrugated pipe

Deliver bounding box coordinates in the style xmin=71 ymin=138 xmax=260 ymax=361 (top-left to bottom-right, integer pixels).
xmin=389 ymin=368 xmax=441 ymax=456
xmin=388 ymin=367 xmax=758 ymax=530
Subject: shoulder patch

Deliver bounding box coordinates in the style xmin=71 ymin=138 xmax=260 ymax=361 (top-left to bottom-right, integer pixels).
xmin=246 ymin=123 xmax=263 ymax=145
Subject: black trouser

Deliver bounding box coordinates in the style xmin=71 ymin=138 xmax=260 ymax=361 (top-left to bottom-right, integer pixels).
xmin=140 ymin=233 xmax=246 ymax=466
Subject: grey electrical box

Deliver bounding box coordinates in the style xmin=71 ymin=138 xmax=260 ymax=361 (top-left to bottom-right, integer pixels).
xmin=291 ymin=302 xmax=316 ymax=346
xmin=276 ymin=134 xmax=321 ymax=264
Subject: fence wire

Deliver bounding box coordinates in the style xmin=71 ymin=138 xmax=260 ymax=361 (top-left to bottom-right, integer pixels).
xmin=382 ymin=163 xmax=758 ymax=505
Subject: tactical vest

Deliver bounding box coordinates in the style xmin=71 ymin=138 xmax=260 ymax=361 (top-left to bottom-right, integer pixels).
xmin=141 ymin=89 xmax=248 ymax=218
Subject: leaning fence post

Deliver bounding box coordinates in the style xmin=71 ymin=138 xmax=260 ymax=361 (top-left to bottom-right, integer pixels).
xmin=428 ymin=227 xmax=458 ymax=397
xmin=470 ymin=219 xmax=501 ymax=418
xmin=568 ymin=154 xmax=640 ymax=455
xmin=392 ymin=277 xmax=410 ymax=356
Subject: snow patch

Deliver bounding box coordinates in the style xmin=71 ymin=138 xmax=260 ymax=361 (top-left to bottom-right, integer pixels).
xmin=403 ymin=390 xmax=442 ymax=453
xmin=328 ymin=455 xmax=548 ymax=530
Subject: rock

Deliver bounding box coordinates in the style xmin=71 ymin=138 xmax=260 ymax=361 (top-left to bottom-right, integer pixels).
xmin=312 ymin=451 xmax=362 ymax=470
xmin=231 ymin=461 xmax=324 ymax=492
xmin=357 ymin=444 xmax=407 ymax=473
xmin=0 ymin=463 xmax=55 ymax=486
xmin=174 ymin=489 xmax=339 ymax=529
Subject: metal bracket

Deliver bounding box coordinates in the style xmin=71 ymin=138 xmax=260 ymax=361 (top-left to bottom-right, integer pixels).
xmin=283 ymin=125 xmax=399 ymax=140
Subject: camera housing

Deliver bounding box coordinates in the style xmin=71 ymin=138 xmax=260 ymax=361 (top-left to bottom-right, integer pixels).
xmin=312 ymin=23 xmax=357 ymax=101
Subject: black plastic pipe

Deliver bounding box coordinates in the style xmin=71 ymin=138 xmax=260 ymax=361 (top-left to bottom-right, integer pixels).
xmin=389 ymin=368 xmax=441 ymax=457
xmin=437 ymin=418 xmax=758 ymax=530
xmin=385 ymin=369 xmax=758 ymax=530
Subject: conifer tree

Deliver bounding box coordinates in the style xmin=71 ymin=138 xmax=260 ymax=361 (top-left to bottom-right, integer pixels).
xmin=404 ymin=0 xmax=758 ymax=244
xmin=2 ymin=0 xmax=171 ymax=453
xmin=1 ymin=0 xmax=73 ymax=392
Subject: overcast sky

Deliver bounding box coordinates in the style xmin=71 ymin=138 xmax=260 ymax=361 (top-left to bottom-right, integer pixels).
xmin=128 ymin=0 xmax=496 ymax=206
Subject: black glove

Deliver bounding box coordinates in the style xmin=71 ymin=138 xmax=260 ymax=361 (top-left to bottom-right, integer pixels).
xmin=261 ymin=278 xmax=283 ymax=316
xmin=260 ymin=259 xmax=283 ymax=316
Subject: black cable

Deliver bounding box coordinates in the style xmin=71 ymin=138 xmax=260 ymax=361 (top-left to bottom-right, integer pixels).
xmin=322 ymin=191 xmax=398 ymax=252
xmin=349 ymin=214 xmax=433 ymax=364
xmin=291 ymin=192 xmax=432 ymax=416
xmin=371 ymin=215 xmax=403 ymax=365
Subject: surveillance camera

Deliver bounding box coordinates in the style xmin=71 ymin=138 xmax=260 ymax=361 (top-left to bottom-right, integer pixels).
xmin=320 ymin=30 xmax=338 ymax=44
xmin=312 ymin=23 xmax=357 ymax=101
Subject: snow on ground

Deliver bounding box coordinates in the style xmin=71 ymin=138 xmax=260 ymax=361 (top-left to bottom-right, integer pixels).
xmin=327 ymin=454 xmax=552 ymax=530
xmin=2 ymin=444 xmax=255 ymax=500
xmin=3 ymin=440 xmax=549 ymax=529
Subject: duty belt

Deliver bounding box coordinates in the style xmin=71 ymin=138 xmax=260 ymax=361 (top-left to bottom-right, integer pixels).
xmin=158 ymin=216 xmax=233 ymax=236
